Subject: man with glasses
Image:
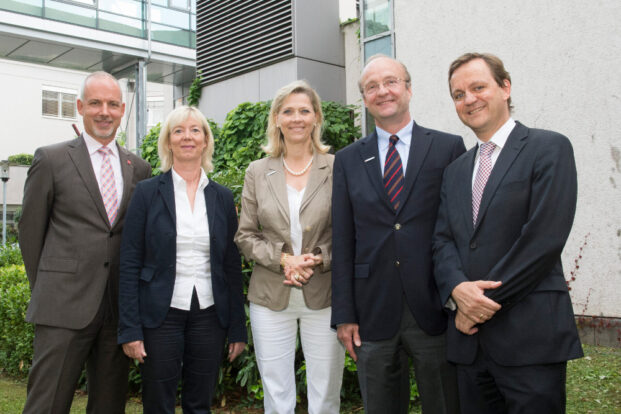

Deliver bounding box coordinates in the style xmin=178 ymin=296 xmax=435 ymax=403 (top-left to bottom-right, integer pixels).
xmin=331 ymin=55 xmax=465 ymax=413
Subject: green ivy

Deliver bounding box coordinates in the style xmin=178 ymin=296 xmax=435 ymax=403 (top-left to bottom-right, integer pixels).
xmin=187 ymin=72 xmax=203 ymax=107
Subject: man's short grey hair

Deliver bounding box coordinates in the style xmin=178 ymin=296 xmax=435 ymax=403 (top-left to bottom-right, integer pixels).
xmin=358 ymin=54 xmax=412 ymax=94
xmin=79 ymin=71 xmax=123 ymax=101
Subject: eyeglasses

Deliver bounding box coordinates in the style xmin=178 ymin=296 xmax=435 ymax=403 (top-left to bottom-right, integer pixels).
xmin=363 ymin=78 xmax=408 ymax=96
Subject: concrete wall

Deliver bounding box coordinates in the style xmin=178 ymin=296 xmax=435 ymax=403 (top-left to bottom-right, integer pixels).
xmin=0 ymin=59 xmax=86 ymax=161
xmin=392 ymin=0 xmax=621 ymax=318
xmin=342 ymin=19 xmax=363 ymax=109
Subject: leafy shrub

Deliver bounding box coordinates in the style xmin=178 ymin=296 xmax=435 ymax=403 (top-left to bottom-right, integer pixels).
xmin=0 ymin=244 xmax=23 ymax=267
xmin=7 ymin=154 xmax=33 ymax=166
xmin=0 ymin=265 xmax=33 ymax=377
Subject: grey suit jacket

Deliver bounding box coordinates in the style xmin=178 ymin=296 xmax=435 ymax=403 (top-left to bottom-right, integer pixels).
xmin=19 ymin=135 xmax=151 ymax=329
xmin=235 ymin=152 xmax=334 ymax=311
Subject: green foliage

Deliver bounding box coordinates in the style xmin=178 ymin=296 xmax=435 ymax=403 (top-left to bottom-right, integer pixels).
xmin=187 ymin=71 xmax=203 ymax=107
xmin=0 ymin=244 xmax=22 ymax=267
xmin=7 ymin=154 xmax=33 ymax=166
xmin=321 ymin=101 xmax=359 ymax=151
xmin=116 ymin=130 xmax=126 ymax=147
xmin=0 ymin=265 xmax=33 ymax=377
xmin=212 ymin=101 xmax=270 ymax=172
xmin=139 ymin=123 xmax=162 ymax=175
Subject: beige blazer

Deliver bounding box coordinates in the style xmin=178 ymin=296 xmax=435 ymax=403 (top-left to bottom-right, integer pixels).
xmin=235 ymin=152 xmax=334 ymax=311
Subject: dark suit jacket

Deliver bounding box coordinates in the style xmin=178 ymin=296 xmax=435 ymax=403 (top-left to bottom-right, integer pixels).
xmin=433 ymin=121 xmax=583 ymax=366
xmin=117 ymin=170 xmax=247 ymax=345
xmin=331 ymin=122 xmax=466 ymax=341
xmin=19 ymin=135 xmax=151 ymax=329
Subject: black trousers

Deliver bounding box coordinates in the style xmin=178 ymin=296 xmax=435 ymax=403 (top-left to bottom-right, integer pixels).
xmin=457 ymin=345 xmax=567 ymax=414
xmin=141 ymin=291 xmax=226 ymax=414
xmin=23 ymin=288 xmax=129 ymax=414
xmin=355 ymin=302 xmax=459 ymax=414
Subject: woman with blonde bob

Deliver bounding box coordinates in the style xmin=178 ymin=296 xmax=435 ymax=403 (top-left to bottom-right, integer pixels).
xmin=235 ymin=80 xmax=345 ymax=413
xmin=119 ymin=106 xmax=247 ymax=413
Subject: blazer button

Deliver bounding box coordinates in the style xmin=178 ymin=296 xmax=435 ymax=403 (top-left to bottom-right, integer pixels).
xmin=109 ymin=231 xmax=114 ymax=238
xmin=305 ymin=225 xmax=311 ymax=232
xmin=104 ymin=262 xmax=109 ymax=268
xmin=395 ymin=260 xmax=400 ymax=267
xmin=470 ymin=241 xmax=477 ymax=249
xmin=394 ymin=223 xmax=401 ymax=230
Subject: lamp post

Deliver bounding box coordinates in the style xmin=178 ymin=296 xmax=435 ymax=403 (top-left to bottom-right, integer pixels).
xmin=0 ymin=160 xmax=9 ymax=246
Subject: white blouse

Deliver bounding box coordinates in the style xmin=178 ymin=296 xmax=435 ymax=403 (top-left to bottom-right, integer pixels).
xmin=286 ymin=184 xmax=306 ymax=307
xmin=170 ymin=168 xmax=214 ymax=310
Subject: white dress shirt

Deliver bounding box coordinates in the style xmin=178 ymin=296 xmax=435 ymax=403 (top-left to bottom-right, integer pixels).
xmin=377 ymin=120 xmax=413 ymax=176
xmin=170 ymin=167 xmax=214 ymax=310
xmin=471 ymin=118 xmax=516 ymax=187
xmin=83 ymin=132 xmax=124 ymax=198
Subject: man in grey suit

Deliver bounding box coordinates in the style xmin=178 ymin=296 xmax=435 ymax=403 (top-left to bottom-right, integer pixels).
xmin=19 ymin=71 xmax=151 ymax=413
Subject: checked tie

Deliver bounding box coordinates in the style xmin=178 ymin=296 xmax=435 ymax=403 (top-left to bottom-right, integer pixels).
xmin=472 ymin=141 xmax=496 ymax=225
xmin=98 ymin=146 xmax=119 ymax=225
xmin=384 ymin=135 xmax=404 ymax=210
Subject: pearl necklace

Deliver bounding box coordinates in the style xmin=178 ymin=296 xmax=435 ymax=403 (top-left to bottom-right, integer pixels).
xmin=282 ymin=156 xmax=313 ymax=176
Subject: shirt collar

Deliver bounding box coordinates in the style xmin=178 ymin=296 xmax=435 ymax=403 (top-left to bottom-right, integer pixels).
xmin=377 ymin=120 xmax=414 ymax=150
xmin=171 ymin=166 xmax=209 ymax=191
xmin=476 ymin=117 xmax=516 ymax=151
xmin=83 ymin=132 xmax=119 ymax=158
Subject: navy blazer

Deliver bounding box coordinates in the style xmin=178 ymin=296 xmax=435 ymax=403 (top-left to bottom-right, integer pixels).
xmin=331 ymin=122 xmax=466 ymax=341
xmin=118 ymin=170 xmax=247 ymax=345
xmin=433 ymin=121 xmax=582 ymax=366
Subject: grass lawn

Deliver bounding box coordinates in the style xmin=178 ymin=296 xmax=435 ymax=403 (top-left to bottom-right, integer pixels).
xmin=1 ymin=345 xmax=618 ymax=413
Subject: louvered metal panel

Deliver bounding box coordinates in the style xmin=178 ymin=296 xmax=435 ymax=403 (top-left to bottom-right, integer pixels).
xmin=196 ymin=0 xmax=294 ymax=85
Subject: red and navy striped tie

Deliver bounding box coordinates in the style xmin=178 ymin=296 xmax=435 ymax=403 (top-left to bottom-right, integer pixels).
xmin=384 ymin=135 xmax=404 ymax=210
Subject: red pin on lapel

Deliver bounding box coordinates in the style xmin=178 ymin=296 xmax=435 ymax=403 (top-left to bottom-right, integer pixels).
xmin=127 ymin=160 xmax=132 ymax=165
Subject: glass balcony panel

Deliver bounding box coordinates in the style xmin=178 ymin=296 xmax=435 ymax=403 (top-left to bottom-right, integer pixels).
xmin=151 ymin=0 xmax=167 ymax=6
xmin=151 ymin=23 xmax=191 ymax=47
xmin=190 ymin=0 xmax=196 ymax=14
xmin=151 ymin=5 xmax=189 ymax=29
xmin=364 ymin=35 xmax=392 ymax=58
xmin=45 ymin=0 xmax=96 ymax=27
xmin=99 ymin=11 xmax=144 ymax=37
xmin=98 ymin=0 xmax=142 ymax=19
xmin=0 ymin=0 xmax=43 ymax=17
xmin=190 ymin=13 xmax=195 ymax=31
xmin=363 ymin=0 xmax=391 ymax=38
xmin=169 ymin=0 xmax=189 ymax=10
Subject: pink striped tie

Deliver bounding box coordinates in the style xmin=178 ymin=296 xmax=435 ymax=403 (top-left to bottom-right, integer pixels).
xmin=472 ymin=142 xmax=496 ymax=225
xmin=98 ymin=146 xmax=119 ymax=225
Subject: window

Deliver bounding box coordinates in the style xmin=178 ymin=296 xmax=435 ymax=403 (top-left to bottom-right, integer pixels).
xmin=147 ymin=97 xmax=165 ymax=128
xmin=42 ymin=87 xmax=77 ymax=119
xmin=361 ymin=0 xmax=394 ymax=134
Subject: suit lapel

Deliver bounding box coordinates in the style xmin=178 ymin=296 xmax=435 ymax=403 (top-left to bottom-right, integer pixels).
xmin=300 ymin=153 xmax=329 ymax=214
xmin=265 ymin=156 xmax=290 ymax=226
xmin=398 ymin=123 xmax=432 ymax=214
xmin=158 ymin=171 xmax=176 ymax=226
xmin=474 ymin=122 xmax=528 ymax=232
xmin=358 ymin=132 xmax=392 ymax=210
xmin=460 ymin=148 xmax=478 ymax=234
xmin=114 ymin=144 xmax=135 ymax=229
xmin=68 ymin=135 xmax=110 ymax=226
xmin=204 ymin=181 xmax=217 ymax=237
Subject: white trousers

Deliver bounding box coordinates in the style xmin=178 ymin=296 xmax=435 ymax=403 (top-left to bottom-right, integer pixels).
xmin=250 ymin=289 xmax=345 ymax=414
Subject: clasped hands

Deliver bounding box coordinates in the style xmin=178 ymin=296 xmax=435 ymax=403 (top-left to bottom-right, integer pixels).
xmin=282 ymin=253 xmax=322 ymax=287
xmin=451 ymin=280 xmax=502 ymax=335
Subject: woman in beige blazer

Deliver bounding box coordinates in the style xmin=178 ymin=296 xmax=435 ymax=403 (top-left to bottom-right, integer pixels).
xmin=235 ymin=80 xmax=344 ymax=414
